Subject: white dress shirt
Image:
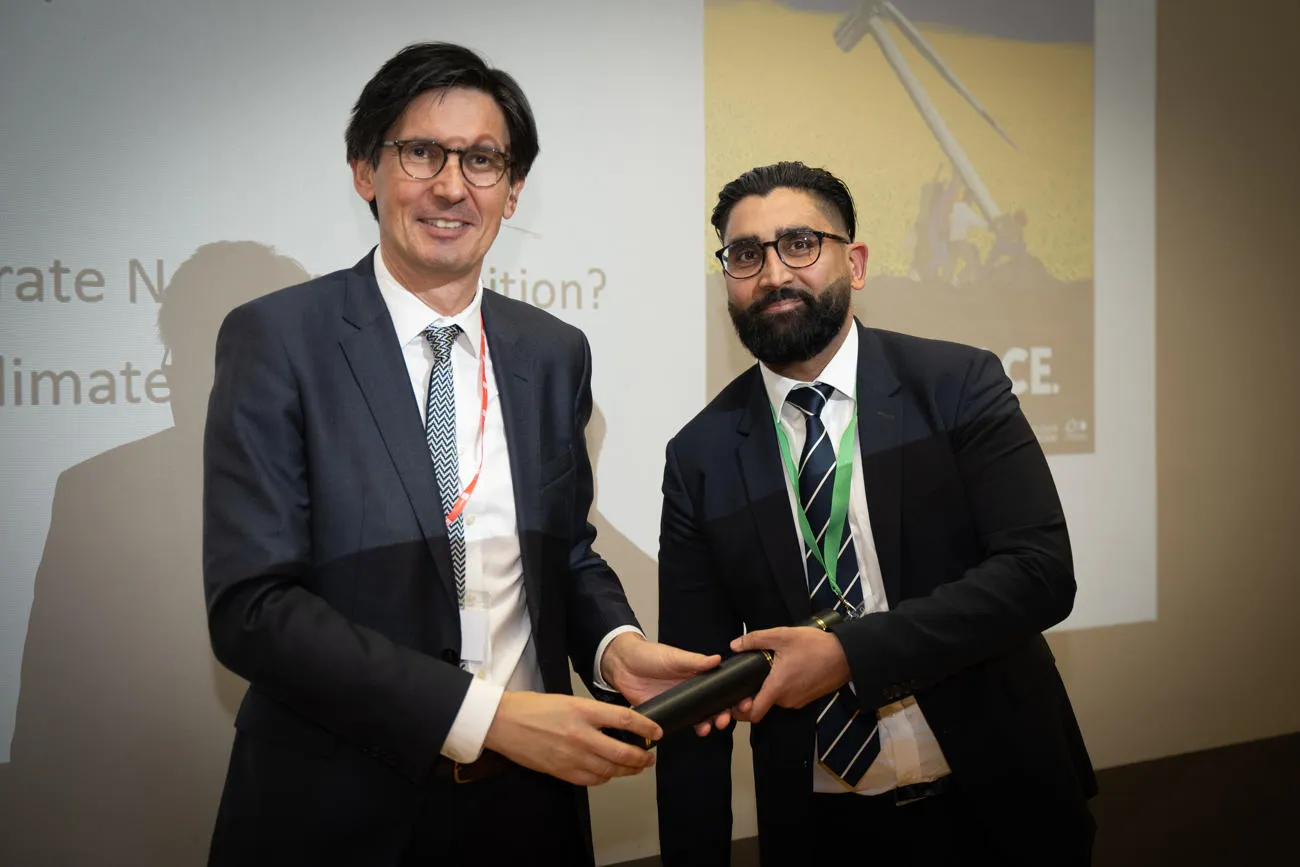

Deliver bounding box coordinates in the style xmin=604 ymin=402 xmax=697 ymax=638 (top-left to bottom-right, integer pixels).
xmin=374 ymin=249 xmax=632 ymax=763
xmin=759 ymin=325 xmax=953 ymax=795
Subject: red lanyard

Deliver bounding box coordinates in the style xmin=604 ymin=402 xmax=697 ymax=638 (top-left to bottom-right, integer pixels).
xmin=444 ymin=313 xmax=488 ymax=527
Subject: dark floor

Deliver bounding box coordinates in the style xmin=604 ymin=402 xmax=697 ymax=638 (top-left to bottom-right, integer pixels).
xmin=615 ymin=732 xmax=1300 ymax=866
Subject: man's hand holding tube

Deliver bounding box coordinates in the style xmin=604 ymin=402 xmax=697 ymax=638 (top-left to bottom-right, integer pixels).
xmin=484 ymin=692 xmax=661 ymax=787
xmin=600 ymin=633 xmax=737 ymax=735
xmin=728 ymin=625 xmax=853 ymax=723
xmin=480 ymin=634 xmax=722 ymax=786
xmin=599 ymin=618 xmax=851 ymax=738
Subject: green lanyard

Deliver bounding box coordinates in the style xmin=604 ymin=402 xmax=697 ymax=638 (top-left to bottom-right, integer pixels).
xmin=770 ymin=390 xmax=858 ymax=600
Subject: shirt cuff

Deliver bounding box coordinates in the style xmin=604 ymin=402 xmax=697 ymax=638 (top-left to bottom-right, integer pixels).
xmin=591 ymin=625 xmax=646 ymax=692
xmin=440 ymin=677 xmax=506 ymax=763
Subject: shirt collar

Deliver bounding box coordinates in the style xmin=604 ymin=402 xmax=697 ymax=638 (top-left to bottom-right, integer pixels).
xmin=759 ymin=322 xmax=859 ymax=414
xmin=373 ymin=245 xmax=484 ymax=357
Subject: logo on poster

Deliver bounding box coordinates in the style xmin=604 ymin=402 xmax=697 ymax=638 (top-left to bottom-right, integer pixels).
xmin=1001 ymin=346 xmax=1059 ymax=396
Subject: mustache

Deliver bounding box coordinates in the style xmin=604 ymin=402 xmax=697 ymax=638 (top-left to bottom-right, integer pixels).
xmin=750 ymin=286 xmax=815 ymax=314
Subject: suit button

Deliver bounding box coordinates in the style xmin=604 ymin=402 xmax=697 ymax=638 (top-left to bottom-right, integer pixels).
xmin=441 ymin=649 xmax=460 ymax=664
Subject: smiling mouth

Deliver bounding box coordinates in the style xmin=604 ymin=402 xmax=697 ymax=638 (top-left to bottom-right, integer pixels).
xmin=761 ymin=297 xmax=805 ymax=314
xmin=419 ymin=218 xmax=472 ymax=230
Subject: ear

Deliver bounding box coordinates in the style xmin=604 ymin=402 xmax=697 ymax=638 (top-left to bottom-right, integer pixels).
xmin=848 ymin=242 xmax=869 ymax=290
xmin=351 ymin=158 xmax=377 ymax=207
xmin=503 ymin=176 xmax=526 ymax=219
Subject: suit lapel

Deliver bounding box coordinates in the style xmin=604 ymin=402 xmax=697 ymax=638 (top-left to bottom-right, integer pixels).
xmin=854 ymin=323 xmax=904 ymax=607
xmin=481 ymin=291 xmax=545 ymax=636
xmin=736 ymin=370 xmax=812 ymax=623
xmin=337 ymin=254 xmax=458 ymax=611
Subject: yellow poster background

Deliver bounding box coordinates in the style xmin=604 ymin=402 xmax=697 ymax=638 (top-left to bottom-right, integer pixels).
xmin=704 ymin=1 xmax=1095 ymax=453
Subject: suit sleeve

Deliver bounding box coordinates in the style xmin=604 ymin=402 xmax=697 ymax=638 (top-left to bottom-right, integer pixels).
xmin=834 ymin=348 xmax=1076 ymax=708
xmin=203 ymin=302 xmax=470 ymax=783
xmin=562 ymin=333 xmax=640 ymax=691
xmin=656 ymin=439 xmax=743 ymax=867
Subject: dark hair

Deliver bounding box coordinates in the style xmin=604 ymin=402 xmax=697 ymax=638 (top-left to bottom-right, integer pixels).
xmin=711 ymin=161 xmax=857 ymax=241
xmin=345 ymin=42 xmax=541 ymax=219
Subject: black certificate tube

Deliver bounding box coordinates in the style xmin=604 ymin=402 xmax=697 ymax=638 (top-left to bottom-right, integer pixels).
xmin=612 ymin=609 xmax=845 ymax=748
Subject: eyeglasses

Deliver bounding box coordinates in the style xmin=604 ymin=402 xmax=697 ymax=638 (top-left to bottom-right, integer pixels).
xmin=380 ymin=139 xmax=511 ymax=187
xmin=715 ymin=229 xmax=850 ymax=279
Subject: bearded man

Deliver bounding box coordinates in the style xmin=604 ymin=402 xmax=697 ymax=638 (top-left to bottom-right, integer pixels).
xmin=653 ymin=162 xmax=1097 ymax=867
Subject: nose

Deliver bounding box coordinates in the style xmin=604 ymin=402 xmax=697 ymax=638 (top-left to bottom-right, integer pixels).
xmin=754 ymin=244 xmax=794 ymax=294
xmin=430 ymin=152 xmax=468 ymax=202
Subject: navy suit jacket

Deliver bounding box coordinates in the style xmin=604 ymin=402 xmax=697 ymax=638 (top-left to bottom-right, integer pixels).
xmin=202 ymin=252 xmax=636 ymax=861
xmin=655 ymin=322 xmax=1096 ymax=865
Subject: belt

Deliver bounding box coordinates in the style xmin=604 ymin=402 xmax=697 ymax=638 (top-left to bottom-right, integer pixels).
xmin=821 ymin=775 xmax=951 ymax=807
xmin=431 ymin=749 xmax=514 ymax=784
xmin=887 ymin=776 xmax=951 ymax=805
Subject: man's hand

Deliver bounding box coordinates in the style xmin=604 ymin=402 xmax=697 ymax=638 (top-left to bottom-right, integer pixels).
xmin=483 ymin=691 xmax=661 ymax=787
xmin=600 ymin=633 xmax=731 ymax=735
xmin=729 ymin=626 xmax=852 ymax=723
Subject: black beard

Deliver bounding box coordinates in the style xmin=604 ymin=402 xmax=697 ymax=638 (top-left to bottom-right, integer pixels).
xmin=727 ymin=276 xmax=852 ymax=367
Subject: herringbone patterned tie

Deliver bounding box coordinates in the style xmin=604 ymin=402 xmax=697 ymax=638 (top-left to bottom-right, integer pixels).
xmin=423 ymin=325 xmax=467 ymax=614
xmin=786 ymin=383 xmax=879 ymax=787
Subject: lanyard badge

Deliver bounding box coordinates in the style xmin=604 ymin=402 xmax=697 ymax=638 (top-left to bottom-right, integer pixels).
xmin=444 ymin=313 xmax=489 ymax=527
xmin=770 ymin=393 xmax=863 ymax=618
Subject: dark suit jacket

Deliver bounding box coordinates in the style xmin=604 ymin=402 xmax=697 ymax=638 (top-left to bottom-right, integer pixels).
xmin=202 ymin=252 xmax=637 ymax=863
xmin=655 ymin=322 xmax=1096 ymax=866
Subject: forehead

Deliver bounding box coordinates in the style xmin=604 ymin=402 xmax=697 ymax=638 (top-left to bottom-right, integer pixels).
xmin=723 ymin=187 xmax=838 ymax=242
xmin=389 ymin=86 xmax=510 ymax=146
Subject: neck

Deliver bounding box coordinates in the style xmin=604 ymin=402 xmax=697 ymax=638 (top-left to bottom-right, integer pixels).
xmin=408 ymin=280 xmax=479 ymax=317
xmin=382 ymin=245 xmax=481 ymax=316
xmin=767 ymin=317 xmax=854 ymax=383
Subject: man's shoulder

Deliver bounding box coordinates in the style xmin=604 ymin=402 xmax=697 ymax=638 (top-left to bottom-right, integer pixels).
xmin=669 ymin=365 xmax=762 ymax=450
xmin=482 ymin=289 xmax=585 ymax=348
xmin=218 ymin=261 xmax=358 ymax=335
xmin=866 ymin=326 xmax=986 ymax=362
xmin=863 ymin=326 xmax=1011 ymax=421
xmin=864 ymin=326 xmax=997 ymax=383
xmin=228 ymin=264 xmax=355 ymax=324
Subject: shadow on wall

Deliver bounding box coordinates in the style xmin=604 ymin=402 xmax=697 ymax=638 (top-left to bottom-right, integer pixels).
xmin=572 ymin=402 xmax=670 ymax=860
xmin=0 ymin=242 xmax=310 ymax=867
xmin=583 ymin=401 xmax=661 ymax=629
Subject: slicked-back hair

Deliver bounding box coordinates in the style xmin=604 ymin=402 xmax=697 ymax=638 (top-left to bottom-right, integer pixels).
xmin=345 ymin=42 xmax=540 ymax=219
xmin=711 ymin=161 xmax=857 ymax=241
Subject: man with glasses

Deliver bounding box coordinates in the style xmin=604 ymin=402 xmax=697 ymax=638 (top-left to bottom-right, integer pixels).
xmin=655 ymin=162 xmax=1096 ymax=866
xmin=203 ymin=42 xmax=719 ymax=866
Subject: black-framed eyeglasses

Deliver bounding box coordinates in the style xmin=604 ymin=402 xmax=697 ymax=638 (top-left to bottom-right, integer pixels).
xmin=715 ymin=229 xmax=850 ymax=279
xmin=380 ymin=139 xmax=511 ymax=187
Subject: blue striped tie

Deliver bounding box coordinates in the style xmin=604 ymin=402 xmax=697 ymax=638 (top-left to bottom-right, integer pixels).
xmin=786 ymin=383 xmax=879 ymax=787
xmin=423 ymin=325 xmax=467 ymax=619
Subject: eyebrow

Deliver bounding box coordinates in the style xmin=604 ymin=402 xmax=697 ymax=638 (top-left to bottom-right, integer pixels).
xmin=397 ymin=135 xmax=507 ymax=151
xmin=725 ymin=224 xmax=821 ymax=245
